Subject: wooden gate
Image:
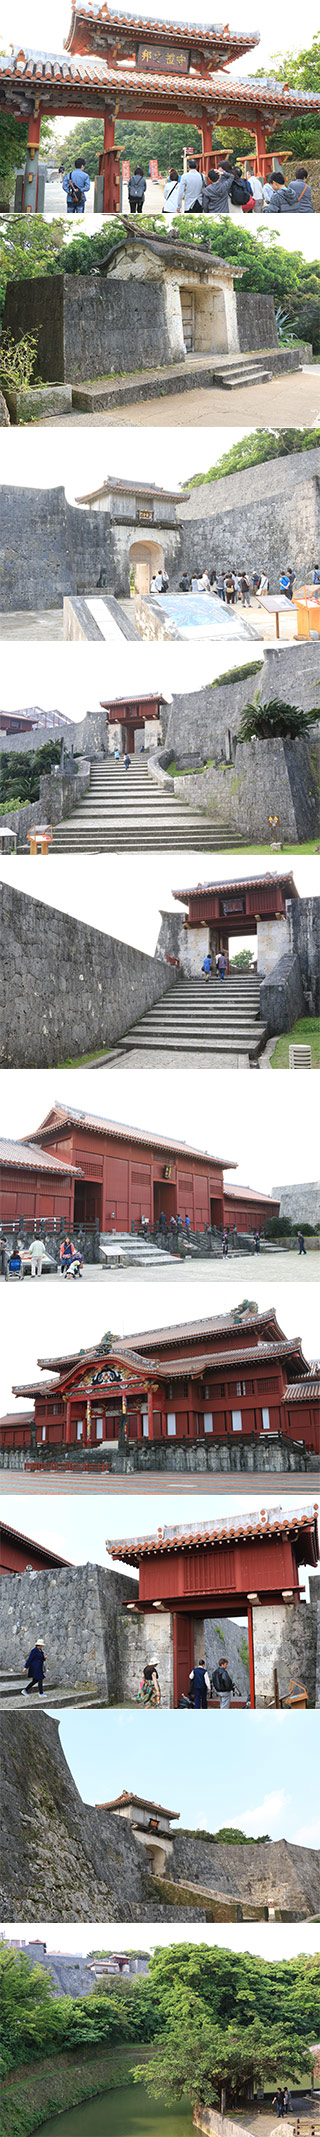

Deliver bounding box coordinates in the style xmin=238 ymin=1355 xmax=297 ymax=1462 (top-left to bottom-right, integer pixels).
xmin=173 ymin=1612 xmax=194 ymax=1705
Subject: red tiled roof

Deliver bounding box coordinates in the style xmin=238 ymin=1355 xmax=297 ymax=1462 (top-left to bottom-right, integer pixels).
xmin=96 ymin=1789 xmax=179 ymax=1817
xmin=286 ymin=1382 xmax=320 ymax=1402
xmin=76 ymin=476 xmax=187 ymax=504
xmin=0 ymin=1412 xmax=34 ymax=1428
xmin=107 ymin=1501 xmax=319 ymax=1563
xmin=117 ymin=1307 xmax=283 ymax=1351
xmin=224 ymin=1184 xmax=279 ymax=1206
xmin=25 ymin=1103 xmax=235 ymax=1171
xmin=0 ymin=1137 xmax=82 ymax=1177
xmin=1 ymin=51 xmax=319 ymax=119
xmin=151 ymin=1337 xmax=307 ymax=1380
xmin=65 ymin=2 xmax=259 ymax=63
xmin=173 ymin=873 xmax=297 ymax=904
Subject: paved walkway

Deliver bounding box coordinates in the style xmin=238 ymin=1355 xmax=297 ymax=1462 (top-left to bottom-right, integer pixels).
xmin=1 ymin=1252 xmax=317 ymax=1282
xmin=39 ymin=370 xmax=320 ymax=429
xmin=0 ymin=609 xmax=63 ymax=641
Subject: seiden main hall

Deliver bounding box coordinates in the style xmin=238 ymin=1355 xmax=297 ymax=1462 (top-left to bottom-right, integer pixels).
xmin=1 ymin=1 xmax=320 ymax=211
xmin=1 ymin=1306 xmax=319 ymax=1462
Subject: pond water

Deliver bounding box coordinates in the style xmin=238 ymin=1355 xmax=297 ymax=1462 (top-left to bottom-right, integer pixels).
xmin=41 ymin=2080 xmax=194 ymax=2137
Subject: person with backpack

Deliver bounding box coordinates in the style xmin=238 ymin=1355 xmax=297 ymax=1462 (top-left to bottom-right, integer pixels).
xmin=164 ymin=168 xmax=181 ymax=214
xmin=230 ymin=166 xmax=253 ymax=210
xmin=177 ymin=160 xmax=203 ymax=213
xmin=240 ymin=572 xmax=251 ymax=608
xmin=202 ymin=166 xmax=234 ymax=213
xmin=62 ymin=160 xmax=90 ymax=213
xmin=128 ymin=166 xmax=147 ymax=214
xmin=269 ymin=166 xmax=313 ymax=213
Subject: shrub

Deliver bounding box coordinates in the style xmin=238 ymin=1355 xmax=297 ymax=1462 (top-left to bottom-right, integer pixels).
xmin=0 ymin=331 xmax=40 ymax=388
xmin=238 ymin=694 xmax=319 ymax=741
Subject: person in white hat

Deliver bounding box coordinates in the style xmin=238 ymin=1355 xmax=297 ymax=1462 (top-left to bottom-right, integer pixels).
xmin=22 ymin=1640 xmax=46 ymax=1694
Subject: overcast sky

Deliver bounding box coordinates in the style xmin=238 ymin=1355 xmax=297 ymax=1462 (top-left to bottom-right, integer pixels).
xmin=0 ymin=426 xmax=253 ymax=496
xmin=0 ymin=639 xmax=264 ymax=723
xmin=0 ymin=0 xmax=317 ymax=86
xmin=15 ymin=1706 xmax=320 ymax=1849
xmin=1 ymin=1921 xmax=319 ymax=1958
xmin=0 ymin=1275 xmax=317 ymax=1415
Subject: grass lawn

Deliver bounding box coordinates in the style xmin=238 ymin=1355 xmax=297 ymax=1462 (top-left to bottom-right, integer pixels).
xmin=270 ymin=1018 xmax=320 ymax=1068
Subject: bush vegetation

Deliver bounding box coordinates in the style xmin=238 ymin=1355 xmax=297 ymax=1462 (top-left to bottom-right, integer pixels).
xmin=0 ymin=742 xmax=61 ymax=811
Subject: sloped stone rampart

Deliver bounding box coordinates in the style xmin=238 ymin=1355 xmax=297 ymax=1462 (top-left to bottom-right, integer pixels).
xmin=0 ymin=882 xmax=177 ymax=1067
xmin=178 ymin=448 xmax=320 ymax=585
xmin=170 ymin=1833 xmax=320 ymax=1916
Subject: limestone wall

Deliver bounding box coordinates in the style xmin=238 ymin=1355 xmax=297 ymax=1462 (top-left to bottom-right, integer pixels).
xmin=0 ymin=882 xmax=177 ymax=1067
xmin=117 ymin=1608 xmax=174 ymax=1706
xmin=0 ymin=764 xmax=90 ymax=847
xmin=252 ymin=1600 xmax=317 ymax=1707
xmin=235 ymin=292 xmax=278 ymax=350
xmin=0 ymin=1563 xmax=138 ymax=1696
xmin=178 ymin=449 xmax=320 ymax=586
xmin=170 ymin=1832 xmax=320 ymax=1915
xmin=273 ymin=1181 xmax=320 ymax=1224
xmin=194 ymin=2109 xmax=253 ymax=2137
xmin=3 ymin=273 xmax=181 ymax=381
xmin=289 ymin=897 xmax=320 ymax=1015
xmin=0 ymin=485 xmax=113 ymax=611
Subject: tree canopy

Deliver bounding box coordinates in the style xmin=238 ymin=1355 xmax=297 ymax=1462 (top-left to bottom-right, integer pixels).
xmin=133 ymin=1946 xmax=319 ymax=2109
xmin=183 ymin=428 xmax=320 ymax=490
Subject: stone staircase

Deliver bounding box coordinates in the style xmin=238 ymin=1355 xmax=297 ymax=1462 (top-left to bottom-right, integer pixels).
xmin=114 ymin=973 xmax=268 ymax=1062
xmin=50 ymin=758 xmax=245 ymax=853
xmin=210 ymin=356 xmax=273 ymax=390
xmin=100 ymin=1232 xmax=173 ymax=1266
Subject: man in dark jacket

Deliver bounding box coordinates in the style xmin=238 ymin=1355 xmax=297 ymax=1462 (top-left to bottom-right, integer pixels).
xmin=202 ymin=167 xmax=234 ymax=213
xmin=22 ymin=1640 xmax=46 ymax=1694
xmin=211 ymin=1657 xmax=235 ymax=1708
xmin=268 ymin=168 xmax=313 ymax=213
xmin=189 ymin=1660 xmax=211 ymax=1709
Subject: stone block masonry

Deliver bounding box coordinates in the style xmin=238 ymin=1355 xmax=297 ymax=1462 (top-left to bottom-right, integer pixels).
xmin=178 ymin=448 xmax=320 ymax=587
xmin=0 ymin=883 xmax=177 ymax=1067
xmin=0 ymin=1564 xmax=138 ymax=1698
xmin=3 ymin=274 xmax=180 ymax=384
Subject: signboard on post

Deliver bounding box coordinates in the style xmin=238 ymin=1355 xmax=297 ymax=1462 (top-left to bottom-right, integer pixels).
xmin=150 ymin=158 xmax=159 ymax=181
xmin=122 ymin=160 xmax=130 ymax=181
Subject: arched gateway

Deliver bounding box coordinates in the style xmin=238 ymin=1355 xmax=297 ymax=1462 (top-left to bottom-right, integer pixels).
xmin=1 ymin=4 xmax=320 ymax=213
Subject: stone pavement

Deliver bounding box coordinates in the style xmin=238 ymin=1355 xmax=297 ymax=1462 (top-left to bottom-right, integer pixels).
xmin=1 ymin=1251 xmax=318 ymax=1282
xmin=0 ymin=608 xmax=63 ymax=641
xmin=39 ymin=369 xmax=320 ymax=429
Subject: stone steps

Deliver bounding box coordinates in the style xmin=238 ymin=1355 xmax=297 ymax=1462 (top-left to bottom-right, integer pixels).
xmin=100 ymin=1233 xmax=173 ymax=1265
xmin=50 ymin=757 xmax=244 ymax=853
xmin=115 ymin=977 xmax=267 ymax=1061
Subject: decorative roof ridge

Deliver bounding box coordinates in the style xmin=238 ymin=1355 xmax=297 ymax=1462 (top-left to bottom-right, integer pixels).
xmin=107 ymin=1499 xmax=319 ymax=1560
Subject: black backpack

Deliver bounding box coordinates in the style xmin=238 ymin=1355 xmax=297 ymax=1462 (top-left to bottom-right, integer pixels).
xmin=230 ymin=176 xmax=252 ymax=205
xmin=68 ymin=173 xmax=83 ymax=206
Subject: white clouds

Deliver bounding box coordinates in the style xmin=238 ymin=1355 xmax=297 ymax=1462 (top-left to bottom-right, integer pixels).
xmin=237 ymin=1789 xmax=291 ymax=1836
xmin=292 ymin=1819 xmax=320 ymax=1848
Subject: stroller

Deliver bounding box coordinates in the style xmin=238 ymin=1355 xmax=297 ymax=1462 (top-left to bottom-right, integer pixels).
xmin=8 ymin=1250 xmax=23 ymax=1280
xmin=61 ymin=1246 xmax=83 ymax=1279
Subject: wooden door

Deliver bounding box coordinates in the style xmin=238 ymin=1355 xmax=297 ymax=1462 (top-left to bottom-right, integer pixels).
xmin=173 ymin=1612 xmax=194 ymax=1706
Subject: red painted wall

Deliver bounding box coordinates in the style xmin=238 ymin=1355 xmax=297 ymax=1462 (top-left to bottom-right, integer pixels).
xmin=0 ymin=1166 xmax=74 ymax=1227
xmin=139 ymin=1534 xmax=300 ymax=1605
xmin=38 ymin=1126 xmax=225 ymax=1234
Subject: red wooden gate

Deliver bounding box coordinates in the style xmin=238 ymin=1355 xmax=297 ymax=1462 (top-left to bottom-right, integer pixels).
xmin=173 ymin=1612 xmax=194 ymax=1706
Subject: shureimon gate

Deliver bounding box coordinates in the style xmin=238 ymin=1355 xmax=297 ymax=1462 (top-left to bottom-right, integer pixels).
xmin=1 ymin=2 xmax=320 ymax=212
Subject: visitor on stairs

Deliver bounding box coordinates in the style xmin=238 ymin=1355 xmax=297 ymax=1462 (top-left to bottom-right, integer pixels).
xmin=216 ymin=952 xmax=227 ymax=980
xmin=22 ymin=1641 xmax=46 ymax=1695
xmin=189 ymin=1660 xmax=211 ymax=1709
xmin=202 ymin=953 xmax=212 ymax=982
xmin=211 ymin=1659 xmax=236 ymax=1708
xmin=177 ymin=160 xmax=203 ymax=212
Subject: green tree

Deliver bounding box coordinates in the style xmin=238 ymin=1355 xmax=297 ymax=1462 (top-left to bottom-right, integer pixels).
xmin=184 ymin=429 xmax=320 ymax=489
xmin=134 ymin=2011 xmax=311 ymax=2111
xmin=230 ymin=951 xmax=255 ymax=970
xmin=55 ymin=116 xmax=203 ymax=179
xmin=0 ymin=217 xmax=67 ymax=321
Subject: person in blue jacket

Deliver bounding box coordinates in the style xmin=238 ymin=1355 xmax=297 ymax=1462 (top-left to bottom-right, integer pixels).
xmin=62 ymin=160 xmax=90 ymax=213
xmin=22 ymin=1641 xmax=46 ymax=1694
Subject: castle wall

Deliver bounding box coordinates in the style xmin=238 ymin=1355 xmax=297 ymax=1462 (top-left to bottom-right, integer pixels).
xmin=0 ymin=882 xmax=176 ymax=1067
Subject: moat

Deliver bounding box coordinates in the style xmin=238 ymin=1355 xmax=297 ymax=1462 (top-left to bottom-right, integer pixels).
xmin=41 ymin=2081 xmax=194 ymax=2137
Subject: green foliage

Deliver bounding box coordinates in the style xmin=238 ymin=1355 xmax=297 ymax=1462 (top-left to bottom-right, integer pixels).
xmin=0 ymin=742 xmax=61 ymax=808
xmin=238 ymin=694 xmax=318 ymax=741
xmin=133 ymin=1945 xmax=319 ymax=2110
xmin=261 ymin=33 xmax=320 ymax=156
xmin=56 ymin=116 xmax=203 ymax=178
xmin=169 ymin=220 xmax=320 ymax=351
xmin=178 ymin=1827 xmax=270 ymax=1845
xmin=270 ymin=1017 xmax=320 ymax=1068
xmin=230 ymin=951 xmax=255 ymax=970
xmin=0 ymin=331 xmax=39 ymax=388
xmin=184 ymin=428 xmax=320 ymax=491
xmin=0 ymin=111 xmax=53 ymax=191
xmin=0 ymin=217 xmax=67 ymax=320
